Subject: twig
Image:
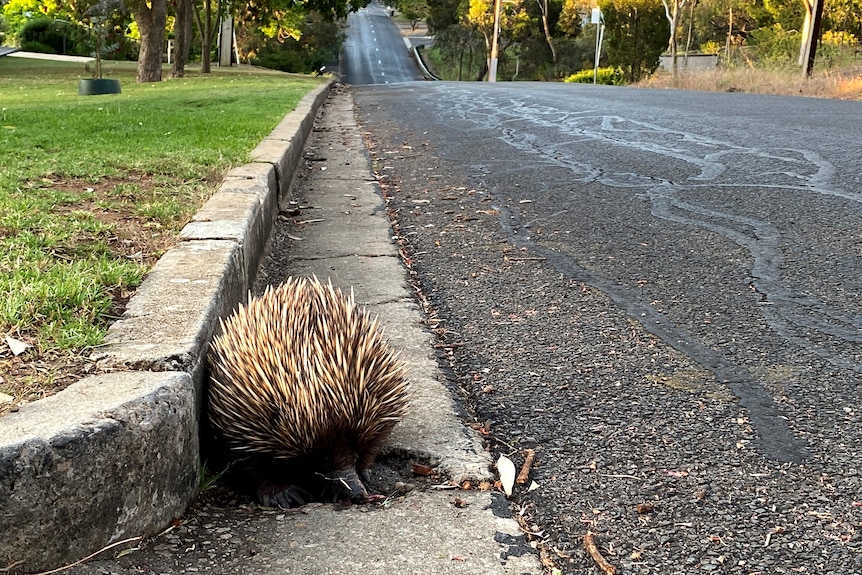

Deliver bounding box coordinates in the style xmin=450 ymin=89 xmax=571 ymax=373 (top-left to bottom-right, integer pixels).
xmin=31 ymin=536 xmax=143 ymax=575
xmin=0 ymin=561 xmax=24 ymax=574
xmin=584 ymin=532 xmax=617 ymax=575
xmin=516 ymin=449 xmax=536 ymax=484
xmin=487 ymin=435 xmax=516 ymax=452
xmin=599 ymin=473 xmax=642 ymax=480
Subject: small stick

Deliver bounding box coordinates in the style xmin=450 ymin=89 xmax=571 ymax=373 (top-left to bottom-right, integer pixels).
xmin=516 ymin=449 xmax=536 ymax=484
xmin=584 ymin=531 xmax=617 ymax=575
xmin=599 ymin=473 xmax=642 ymax=480
xmin=31 ymin=536 xmax=143 ymax=575
xmin=1 ymin=561 xmax=24 ymax=574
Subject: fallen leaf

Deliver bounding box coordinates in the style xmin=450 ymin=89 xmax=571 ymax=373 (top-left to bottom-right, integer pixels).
xmin=412 ymin=463 xmax=435 ymax=476
xmin=636 ymin=502 xmax=655 ymax=514
xmin=498 ymin=454 xmax=516 ymax=497
xmin=5 ymin=336 xmax=30 ymax=356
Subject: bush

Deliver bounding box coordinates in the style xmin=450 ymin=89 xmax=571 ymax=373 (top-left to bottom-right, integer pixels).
xmin=19 ymin=39 xmax=57 ymax=53
xmin=18 ymin=17 xmax=65 ymax=54
xmin=748 ymin=24 xmax=799 ymax=66
xmin=564 ymin=67 xmax=624 ymax=85
xmin=700 ymin=40 xmax=720 ymax=55
xmin=252 ymin=49 xmax=306 ymax=73
xmin=248 ymin=14 xmax=340 ymax=74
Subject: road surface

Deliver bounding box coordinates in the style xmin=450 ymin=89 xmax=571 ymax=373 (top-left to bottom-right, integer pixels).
xmin=353 ymin=81 xmax=862 ymax=574
xmin=342 ymin=1 xmax=424 ymax=85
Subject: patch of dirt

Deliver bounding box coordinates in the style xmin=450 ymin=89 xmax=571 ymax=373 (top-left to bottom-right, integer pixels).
xmin=0 ymin=172 xmax=209 ymax=417
xmin=46 ymin=172 xmax=192 ymax=265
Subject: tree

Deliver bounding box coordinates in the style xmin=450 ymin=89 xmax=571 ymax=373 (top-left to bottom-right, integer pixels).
xmin=426 ymin=0 xmax=466 ymax=32
xmin=535 ymin=0 xmax=558 ymax=68
xmin=465 ymin=0 xmax=496 ymax=78
xmin=170 ymin=0 xmax=193 ymax=77
xmin=464 ymin=0 xmax=528 ymax=79
xmin=397 ymin=0 xmax=430 ymax=30
xmin=558 ymin=0 xmax=587 ymax=34
xmin=193 ymin=0 xmax=216 ymax=73
xmin=600 ymin=0 xmax=668 ymax=81
xmin=659 ymin=0 xmax=688 ymax=77
xmin=230 ymin=0 xmax=369 ymax=71
xmin=823 ymin=0 xmax=862 ymax=38
xmin=127 ymin=0 xmax=166 ymax=81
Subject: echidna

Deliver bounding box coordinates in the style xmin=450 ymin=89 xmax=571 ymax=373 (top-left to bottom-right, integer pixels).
xmin=207 ymin=276 xmax=410 ymax=507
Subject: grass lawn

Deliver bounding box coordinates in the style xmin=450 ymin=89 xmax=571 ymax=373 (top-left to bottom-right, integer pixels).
xmin=0 ymin=57 xmax=323 ymax=412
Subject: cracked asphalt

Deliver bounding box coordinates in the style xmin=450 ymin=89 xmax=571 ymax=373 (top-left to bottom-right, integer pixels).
xmin=352 ymin=81 xmax=862 ymax=574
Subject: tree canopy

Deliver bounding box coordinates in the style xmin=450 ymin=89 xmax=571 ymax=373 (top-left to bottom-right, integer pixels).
xmin=2 ymin=0 xmax=860 ymax=82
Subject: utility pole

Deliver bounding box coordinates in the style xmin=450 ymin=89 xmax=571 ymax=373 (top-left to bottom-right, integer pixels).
xmin=800 ymin=0 xmax=824 ymax=77
xmin=489 ymin=0 xmax=502 ymax=81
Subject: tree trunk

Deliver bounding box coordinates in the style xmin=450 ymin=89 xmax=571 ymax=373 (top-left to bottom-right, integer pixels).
xmin=725 ymin=4 xmax=733 ymax=61
xmin=194 ymin=0 xmax=213 ymax=73
xmin=684 ymin=0 xmax=694 ymax=64
xmin=133 ymin=0 xmax=167 ymax=82
xmin=661 ymin=0 xmax=683 ymax=78
xmin=536 ymin=0 xmax=557 ymax=72
xmin=476 ymin=59 xmax=488 ymax=81
xmin=171 ymin=0 xmax=193 ymax=77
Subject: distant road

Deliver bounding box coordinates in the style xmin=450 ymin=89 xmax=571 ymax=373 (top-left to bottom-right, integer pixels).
xmin=341 ymin=1 xmax=424 ymax=85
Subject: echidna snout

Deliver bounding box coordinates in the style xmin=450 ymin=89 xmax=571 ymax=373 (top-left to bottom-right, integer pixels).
xmin=208 ymin=276 xmax=410 ymax=507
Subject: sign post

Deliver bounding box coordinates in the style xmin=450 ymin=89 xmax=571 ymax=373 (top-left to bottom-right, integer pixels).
xmin=592 ymin=7 xmax=604 ymax=84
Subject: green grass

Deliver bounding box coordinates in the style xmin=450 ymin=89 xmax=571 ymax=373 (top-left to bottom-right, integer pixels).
xmin=0 ymin=57 xmax=323 ymax=350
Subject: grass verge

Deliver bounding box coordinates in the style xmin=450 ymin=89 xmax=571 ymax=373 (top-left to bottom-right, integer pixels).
xmin=0 ymin=57 xmax=322 ymax=413
xmin=639 ymin=64 xmax=862 ymax=99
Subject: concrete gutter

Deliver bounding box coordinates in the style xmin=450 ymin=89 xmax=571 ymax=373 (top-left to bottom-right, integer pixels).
xmin=0 ymin=80 xmax=332 ymax=572
xmin=412 ymin=45 xmax=441 ymax=81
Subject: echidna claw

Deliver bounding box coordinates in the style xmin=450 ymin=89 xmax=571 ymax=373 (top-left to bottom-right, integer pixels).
xmin=259 ymin=485 xmax=312 ymax=509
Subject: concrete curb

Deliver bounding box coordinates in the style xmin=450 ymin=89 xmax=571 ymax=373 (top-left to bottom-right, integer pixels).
xmin=0 ymin=80 xmax=333 ymax=572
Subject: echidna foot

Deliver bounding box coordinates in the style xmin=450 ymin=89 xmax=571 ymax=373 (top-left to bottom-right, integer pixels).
xmin=258 ymin=484 xmax=313 ymax=509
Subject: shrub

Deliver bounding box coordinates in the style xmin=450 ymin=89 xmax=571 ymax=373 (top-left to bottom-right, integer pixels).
xmin=700 ymin=40 xmax=721 ymax=55
xmin=564 ymin=66 xmax=624 ymax=85
xmin=19 ymin=39 xmax=57 ymax=53
xmin=248 ymin=14 xmax=340 ymax=74
xmin=252 ymin=49 xmax=305 ymax=72
xmin=18 ymin=17 xmax=65 ymax=53
xmin=748 ymin=24 xmax=799 ymax=66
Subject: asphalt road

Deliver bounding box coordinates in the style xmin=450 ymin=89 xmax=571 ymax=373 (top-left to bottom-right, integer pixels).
xmin=352 ymin=82 xmax=862 ymax=573
xmin=342 ymin=1 xmax=424 ymax=85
